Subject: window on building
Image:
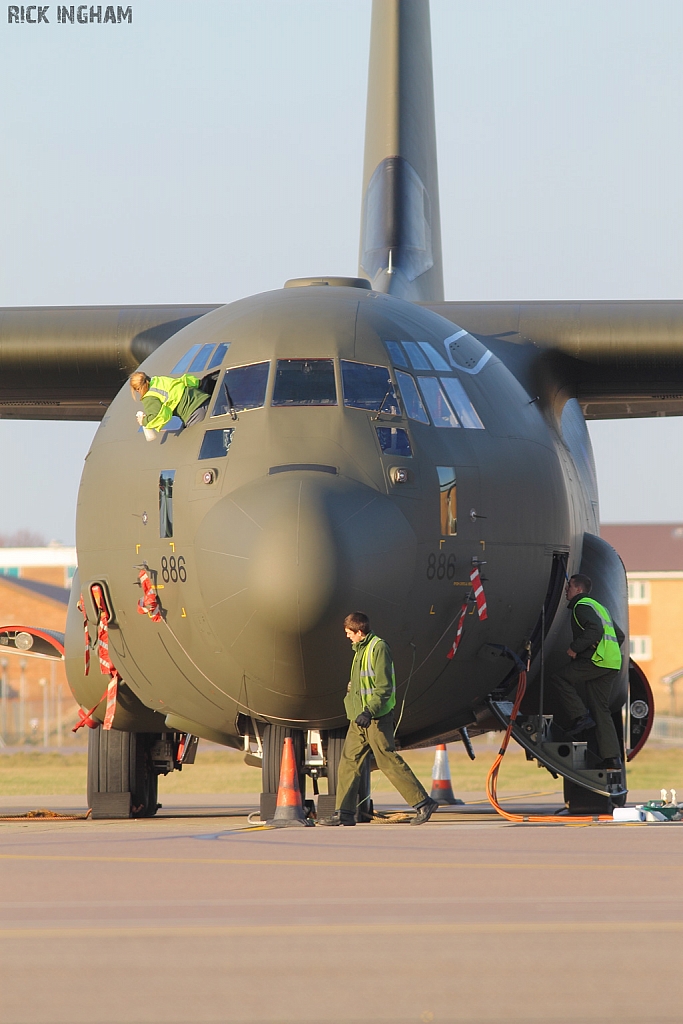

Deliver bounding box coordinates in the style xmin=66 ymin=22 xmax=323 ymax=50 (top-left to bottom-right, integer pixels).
xmin=628 ymin=581 xmax=651 ymax=605
xmin=376 ymin=427 xmax=412 ymax=457
xmin=440 ymin=377 xmax=485 ymax=429
xmin=341 ymin=361 xmax=400 ymax=414
xmin=0 ymin=567 xmax=19 ymax=578
xmin=212 ymin=362 xmax=269 ymax=416
xmin=272 ymin=359 xmax=336 ymax=406
xmin=395 ymin=371 xmax=429 ymax=424
xmin=417 ymin=377 xmax=460 ymax=428
xmin=629 ymin=636 xmax=652 ymax=661
xmin=159 ymin=471 xmax=175 ymax=538
xmin=437 ymin=467 xmax=457 ymax=535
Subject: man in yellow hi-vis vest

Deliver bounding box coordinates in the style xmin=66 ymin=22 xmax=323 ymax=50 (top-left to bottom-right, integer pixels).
xmin=129 ymin=371 xmax=209 ymax=435
xmin=550 ymin=574 xmax=626 ymax=770
xmin=319 ymin=611 xmax=438 ymax=826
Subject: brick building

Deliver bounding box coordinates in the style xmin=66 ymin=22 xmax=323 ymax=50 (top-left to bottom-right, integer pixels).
xmin=0 ymin=547 xmax=79 ymax=745
xmin=601 ymin=524 xmax=683 ymax=715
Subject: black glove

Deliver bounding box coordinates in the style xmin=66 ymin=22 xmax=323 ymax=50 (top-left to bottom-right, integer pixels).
xmin=355 ymin=710 xmax=372 ymax=729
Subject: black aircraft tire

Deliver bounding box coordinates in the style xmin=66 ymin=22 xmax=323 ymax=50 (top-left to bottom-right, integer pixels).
xmin=261 ymin=724 xmax=305 ymax=796
xmin=324 ymin=726 xmax=348 ymax=796
xmin=87 ymin=726 xmax=160 ymax=818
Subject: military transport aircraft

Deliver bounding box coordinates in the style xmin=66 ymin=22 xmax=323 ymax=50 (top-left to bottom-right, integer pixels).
xmin=0 ymin=0 xmax=673 ymax=818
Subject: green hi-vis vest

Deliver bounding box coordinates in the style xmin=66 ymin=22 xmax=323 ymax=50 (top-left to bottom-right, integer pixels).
xmin=573 ymin=597 xmax=622 ymax=670
xmin=359 ymin=635 xmax=396 ymax=716
xmin=145 ymin=374 xmax=201 ymax=431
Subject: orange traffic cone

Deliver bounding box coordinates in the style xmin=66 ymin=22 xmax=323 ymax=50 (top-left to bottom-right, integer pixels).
xmin=266 ymin=737 xmax=314 ymax=827
xmin=430 ymin=744 xmax=463 ymax=805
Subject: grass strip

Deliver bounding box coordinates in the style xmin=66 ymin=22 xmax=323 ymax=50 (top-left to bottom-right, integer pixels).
xmin=0 ymin=746 xmax=681 ymax=797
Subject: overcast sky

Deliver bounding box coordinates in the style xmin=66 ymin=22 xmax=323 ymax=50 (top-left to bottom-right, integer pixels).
xmin=1 ymin=0 xmax=682 ymax=543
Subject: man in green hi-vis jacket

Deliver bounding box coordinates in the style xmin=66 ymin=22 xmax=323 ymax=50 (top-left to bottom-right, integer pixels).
xmin=319 ymin=611 xmax=439 ymax=827
xmin=550 ymin=573 xmax=626 ymax=771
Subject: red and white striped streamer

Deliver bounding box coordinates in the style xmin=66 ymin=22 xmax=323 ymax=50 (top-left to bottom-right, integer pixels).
xmin=447 ymin=601 xmax=469 ymax=659
xmin=469 ymin=566 xmax=488 ymax=620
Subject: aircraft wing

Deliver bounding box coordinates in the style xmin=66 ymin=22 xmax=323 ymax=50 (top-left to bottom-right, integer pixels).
xmin=2 ymin=299 xmax=683 ymax=421
xmin=0 ymin=304 xmax=219 ymax=420
xmin=426 ymin=299 xmax=683 ymax=420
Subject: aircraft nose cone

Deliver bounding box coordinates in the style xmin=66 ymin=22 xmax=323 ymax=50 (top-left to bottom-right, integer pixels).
xmin=247 ymin=475 xmax=338 ymax=633
xmin=195 ymin=470 xmax=416 ymax=653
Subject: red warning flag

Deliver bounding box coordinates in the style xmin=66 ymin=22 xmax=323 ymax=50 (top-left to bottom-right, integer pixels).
xmin=91 ymin=584 xmax=118 ymax=731
xmin=103 ymin=673 xmax=119 ymax=731
xmin=469 ymin=566 xmax=488 ymax=620
xmin=447 ymin=601 xmax=469 ymax=659
xmin=77 ymin=595 xmax=90 ymax=675
xmin=137 ymin=569 xmax=163 ymax=622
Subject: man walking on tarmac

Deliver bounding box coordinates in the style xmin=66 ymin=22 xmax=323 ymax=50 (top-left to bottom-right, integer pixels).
xmin=550 ymin=574 xmax=625 ymax=770
xmin=319 ymin=612 xmax=439 ymax=826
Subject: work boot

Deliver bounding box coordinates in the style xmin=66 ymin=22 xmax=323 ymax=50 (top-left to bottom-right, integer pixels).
xmin=599 ymin=757 xmax=623 ymax=772
xmin=317 ymin=810 xmax=356 ymax=826
xmin=410 ymin=797 xmax=439 ymax=825
xmin=567 ymin=713 xmax=596 ymax=736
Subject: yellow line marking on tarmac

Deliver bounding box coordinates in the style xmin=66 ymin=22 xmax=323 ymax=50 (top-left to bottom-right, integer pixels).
xmin=0 ymin=853 xmax=681 ymax=871
xmin=1 ymin=921 xmax=683 ymax=940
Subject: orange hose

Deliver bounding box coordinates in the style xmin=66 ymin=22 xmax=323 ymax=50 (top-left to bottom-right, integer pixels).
xmin=485 ymin=670 xmax=613 ymax=824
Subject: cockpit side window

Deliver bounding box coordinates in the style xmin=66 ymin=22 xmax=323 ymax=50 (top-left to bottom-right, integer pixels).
xmin=418 ymin=377 xmax=460 ymax=428
xmin=187 ymin=343 xmax=217 ymax=374
xmin=402 ymin=341 xmax=432 ymax=371
xmin=385 ymin=341 xmax=409 ymax=368
xmin=418 ymin=341 xmax=450 ymax=371
xmin=170 ymin=342 xmax=231 ymax=376
xmin=440 ymin=377 xmax=484 ymax=429
xmin=159 ymin=470 xmax=175 ymax=538
xmin=272 ymin=359 xmax=337 ymax=406
xmin=212 ymin=362 xmax=269 ymax=417
xmin=206 ymin=342 xmax=230 ymax=370
xmin=437 ymin=467 xmax=457 ymax=535
xmin=341 ymin=361 xmax=400 ymax=415
xmin=395 ymin=370 xmax=429 ymax=424
xmin=376 ymin=427 xmax=412 ymax=457
xmin=170 ymin=344 xmax=203 ymax=375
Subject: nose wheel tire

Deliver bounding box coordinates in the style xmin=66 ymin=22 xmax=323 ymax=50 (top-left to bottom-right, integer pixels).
xmin=87 ymin=725 xmax=160 ymax=818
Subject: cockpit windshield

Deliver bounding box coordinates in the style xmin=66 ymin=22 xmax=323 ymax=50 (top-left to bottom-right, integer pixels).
xmin=211 ymin=362 xmax=269 ymax=416
xmin=272 ymin=359 xmax=337 ymax=406
xmin=341 ymin=361 xmax=400 ymax=414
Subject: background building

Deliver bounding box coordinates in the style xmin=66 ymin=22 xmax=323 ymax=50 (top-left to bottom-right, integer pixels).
xmin=601 ymin=524 xmax=683 ymax=715
xmin=0 ymin=546 xmax=80 ymax=746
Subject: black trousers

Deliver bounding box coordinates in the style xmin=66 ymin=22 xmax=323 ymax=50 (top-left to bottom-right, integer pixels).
xmin=549 ymin=658 xmax=621 ymax=760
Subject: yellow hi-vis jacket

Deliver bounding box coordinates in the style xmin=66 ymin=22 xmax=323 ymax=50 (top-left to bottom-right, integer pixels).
xmin=573 ymin=597 xmax=622 ymax=670
xmin=344 ymin=633 xmax=397 ymax=720
xmin=143 ymin=374 xmax=201 ymax=431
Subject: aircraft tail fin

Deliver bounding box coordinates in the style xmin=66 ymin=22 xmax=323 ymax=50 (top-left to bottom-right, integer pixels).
xmin=359 ymin=0 xmax=444 ymax=302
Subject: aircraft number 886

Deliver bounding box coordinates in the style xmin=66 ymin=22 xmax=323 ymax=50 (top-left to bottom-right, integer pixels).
xmin=426 ymin=553 xmax=456 ymax=581
xmin=161 ymin=555 xmax=187 ymax=584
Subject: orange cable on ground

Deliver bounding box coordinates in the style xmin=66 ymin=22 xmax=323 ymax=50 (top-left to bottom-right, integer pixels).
xmin=485 ymin=669 xmax=613 ymax=824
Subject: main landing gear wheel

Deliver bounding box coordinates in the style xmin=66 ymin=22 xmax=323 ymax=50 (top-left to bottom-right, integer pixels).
xmin=260 ymin=724 xmax=305 ymax=821
xmin=87 ymin=725 xmax=159 ymax=819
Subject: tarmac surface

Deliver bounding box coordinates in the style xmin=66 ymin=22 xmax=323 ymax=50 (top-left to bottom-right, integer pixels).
xmin=1 ymin=792 xmax=682 ymax=1024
